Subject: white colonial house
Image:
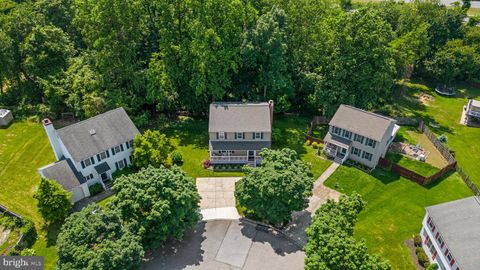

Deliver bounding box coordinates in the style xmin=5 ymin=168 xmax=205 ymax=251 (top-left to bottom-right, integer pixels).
xmin=208 ymin=101 xmax=273 ymax=167
xmin=38 ymin=107 xmax=140 ymax=202
xmin=323 ymin=105 xmax=400 ymax=168
xmin=420 ymin=196 xmax=480 ymax=270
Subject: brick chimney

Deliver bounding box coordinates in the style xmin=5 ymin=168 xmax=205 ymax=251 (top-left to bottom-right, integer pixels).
xmin=268 ymin=100 xmax=274 ymax=128
xmin=42 ymin=119 xmax=63 ymax=161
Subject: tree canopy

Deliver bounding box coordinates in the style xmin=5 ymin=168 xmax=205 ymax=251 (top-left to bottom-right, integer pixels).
xmin=133 ymin=129 xmax=173 ymax=168
xmin=56 ymin=204 xmax=144 ymax=270
xmin=33 ymin=178 xmax=72 ymax=224
xmin=305 ymin=193 xmax=391 ymax=270
xmin=235 ymin=148 xmax=313 ymax=225
xmin=110 ymin=165 xmax=201 ymax=249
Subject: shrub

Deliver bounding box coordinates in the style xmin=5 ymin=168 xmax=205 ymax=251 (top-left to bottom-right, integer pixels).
xmin=413 ymin=234 xmax=422 ymax=247
xmin=88 ymin=183 xmax=104 ymax=196
xmin=438 ymin=134 xmax=448 ymax=143
xmin=416 ymin=247 xmax=430 ymax=267
xmin=171 ymin=150 xmax=183 ymax=165
xmin=164 ymin=155 xmax=173 ymax=168
xmin=19 ymin=219 xmax=37 ymax=249
xmin=272 ymin=128 xmax=282 ymax=142
xmin=202 ymin=160 xmax=211 ymax=169
xmin=305 ymin=140 xmax=312 ymax=146
xmin=426 ymin=263 xmax=438 ymax=270
xmin=311 ymin=142 xmax=319 ymax=149
xmin=20 ymin=248 xmax=36 ymax=256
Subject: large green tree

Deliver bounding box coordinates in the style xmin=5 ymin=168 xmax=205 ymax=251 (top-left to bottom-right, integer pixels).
xmin=56 ymin=204 xmax=144 ymax=270
xmin=305 ymin=193 xmax=391 ymax=270
xmin=133 ymin=130 xmax=173 ymax=168
xmin=33 ymin=178 xmax=72 ymax=224
xmin=110 ymin=166 xmax=201 ymax=249
xmin=0 ymin=29 xmax=14 ymax=93
xmin=235 ymin=148 xmax=313 ymax=225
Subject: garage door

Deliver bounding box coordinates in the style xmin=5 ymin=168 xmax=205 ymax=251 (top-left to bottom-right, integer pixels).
xmin=71 ymin=187 xmax=86 ymax=202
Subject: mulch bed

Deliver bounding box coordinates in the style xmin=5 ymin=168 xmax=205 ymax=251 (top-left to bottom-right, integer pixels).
xmin=404 ymin=238 xmax=424 ymax=270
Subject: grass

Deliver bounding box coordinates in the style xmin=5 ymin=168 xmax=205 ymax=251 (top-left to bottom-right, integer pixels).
xmin=0 ymin=120 xmax=57 ymax=269
xmin=324 ymin=165 xmax=472 ymax=270
xmin=386 ymin=152 xmax=440 ymax=176
xmin=468 ymin=7 xmax=480 ymax=16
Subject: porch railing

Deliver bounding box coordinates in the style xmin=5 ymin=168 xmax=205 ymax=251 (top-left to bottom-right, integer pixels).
xmin=210 ymin=156 xmax=248 ymax=162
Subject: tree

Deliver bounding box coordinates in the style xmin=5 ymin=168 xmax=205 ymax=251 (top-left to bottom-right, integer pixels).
xmin=33 ymin=178 xmax=72 ymax=223
xmin=235 ymin=148 xmax=313 ymax=225
xmin=239 ymin=6 xmax=292 ymax=109
xmin=310 ymin=7 xmax=396 ymax=116
xmin=133 ymin=129 xmax=173 ymax=168
xmin=0 ymin=29 xmax=14 ymax=93
xmin=110 ymin=166 xmax=201 ymax=249
xmin=21 ymin=25 xmax=74 ymax=80
xmin=56 ymin=204 xmax=144 ymax=270
xmin=305 ymin=193 xmax=391 ymax=270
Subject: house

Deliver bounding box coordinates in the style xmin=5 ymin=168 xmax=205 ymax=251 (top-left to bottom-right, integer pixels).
xmin=38 ymin=108 xmax=140 ymax=202
xmin=420 ymin=196 xmax=480 ymax=270
xmin=208 ymin=101 xmax=273 ymax=166
xmin=323 ymin=105 xmax=399 ymax=168
xmin=466 ymin=99 xmax=480 ymax=121
xmin=0 ymin=109 xmax=13 ymax=127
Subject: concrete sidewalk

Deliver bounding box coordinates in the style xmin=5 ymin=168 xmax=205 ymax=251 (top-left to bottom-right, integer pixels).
xmin=201 ymin=207 xmax=241 ymax=221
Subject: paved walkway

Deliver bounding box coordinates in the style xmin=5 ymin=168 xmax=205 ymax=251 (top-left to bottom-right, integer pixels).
xmin=283 ymin=162 xmax=342 ymax=246
xmin=196 ymin=177 xmax=242 ymax=221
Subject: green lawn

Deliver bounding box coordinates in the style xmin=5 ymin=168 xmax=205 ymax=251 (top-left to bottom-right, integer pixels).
xmin=324 ymin=165 xmax=472 ymax=270
xmin=386 ymin=152 xmax=440 ymax=176
xmin=0 ymin=120 xmax=57 ymax=269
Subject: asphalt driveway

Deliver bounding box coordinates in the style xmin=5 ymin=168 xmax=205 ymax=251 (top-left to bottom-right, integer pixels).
xmin=142 ymin=220 xmax=304 ymax=270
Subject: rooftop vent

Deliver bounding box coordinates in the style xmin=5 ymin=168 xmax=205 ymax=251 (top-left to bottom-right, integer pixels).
xmin=89 ymin=129 xmax=96 ymax=135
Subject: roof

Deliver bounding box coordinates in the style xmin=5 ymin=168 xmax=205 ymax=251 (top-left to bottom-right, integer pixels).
xmin=323 ymin=133 xmax=352 ymax=149
xmin=210 ymin=141 xmax=271 ymax=151
xmin=39 ymin=159 xmax=85 ymax=190
xmin=209 ymin=102 xmax=272 ymax=133
xmin=329 ymin=105 xmax=396 ymax=142
xmin=56 ymin=108 xmax=140 ymax=162
xmin=426 ymin=196 xmax=480 ymax=270
xmin=94 ymin=162 xmax=111 ymax=174
xmin=469 ymin=99 xmax=480 ymax=108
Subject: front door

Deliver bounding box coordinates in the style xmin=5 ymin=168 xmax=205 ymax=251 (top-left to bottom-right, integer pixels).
xmin=248 ymin=150 xmax=255 ymax=161
xmin=101 ymin=172 xmax=108 ymax=181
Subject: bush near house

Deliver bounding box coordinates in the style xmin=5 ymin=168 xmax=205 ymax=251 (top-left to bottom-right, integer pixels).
xmin=88 ymin=183 xmax=103 ymax=196
xmin=133 ymin=130 xmax=173 ymax=168
xmin=33 ymin=178 xmax=72 ymax=224
xmin=413 ymin=234 xmax=422 ymax=247
xmin=426 ymin=263 xmax=439 ymax=270
xmin=415 ymin=247 xmax=430 ymax=268
xmin=171 ymin=150 xmax=183 ymax=165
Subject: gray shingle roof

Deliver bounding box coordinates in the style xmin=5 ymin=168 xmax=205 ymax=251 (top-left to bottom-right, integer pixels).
xmin=470 ymin=99 xmax=480 ymax=108
xmin=323 ymin=133 xmax=352 ymax=149
xmin=329 ymin=105 xmax=396 ymax=142
xmin=209 ymin=102 xmax=272 ymax=133
xmin=426 ymin=196 xmax=480 ymax=270
xmin=39 ymin=159 xmax=85 ymax=190
xmin=210 ymin=141 xmax=271 ymax=151
xmin=57 ymin=107 xmax=140 ymax=162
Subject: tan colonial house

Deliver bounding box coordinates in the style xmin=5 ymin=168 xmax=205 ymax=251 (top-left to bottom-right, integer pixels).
xmin=208 ymin=101 xmax=273 ymax=166
xmin=323 ymin=105 xmax=399 ymax=168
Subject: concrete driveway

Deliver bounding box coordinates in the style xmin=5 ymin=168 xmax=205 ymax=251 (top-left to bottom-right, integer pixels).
xmin=142 ymin=220 xmax=304 ymax=270
xmin=196 ymin=177 xmax=242 ymax=220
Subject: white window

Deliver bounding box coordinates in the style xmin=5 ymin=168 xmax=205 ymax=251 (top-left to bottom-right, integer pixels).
xmin=333 ymin=126 xmax=341 ymax=135
xmin=114 ymin=145 xmax=121 ymax=154
xmin=254 ymin=132 xmax=263 ymax=139
xmin=354 ymin=134 xmax=364 ymax=143
xmin=362 ymin=151 xmax=372 ymax=161
xmin=99 ymin=151 xmax=107 ymax=160
xmin=116 ymin=160 xmax=126 ymax=169
xmin=84 ymin=173 xmax=94 ymax=180
xmin=351 ymin=147 xmax=361 ymax=156
xmin=365 ymin=138 xmax=376 ymax=148
xmin=342 ymin=130 xmax=352 ymax=139
xmin=83 ymin=158 xmax=92 ymax=167
xmin=218 ymin=132 xmax=226 ymax=139
xmin=235 ymin=132 xmax=244 ymax=139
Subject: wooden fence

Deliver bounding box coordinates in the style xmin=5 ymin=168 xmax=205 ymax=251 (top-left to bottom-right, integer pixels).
xmin=456 ymin=166 xmax=480 ymax=196
xmin=418 ymin=121 xmax=456 ymax=165
xmin=378 ymin=158 xmax=456 ymax=185
xmin=305 ymin=116 xmax=330 ymax=143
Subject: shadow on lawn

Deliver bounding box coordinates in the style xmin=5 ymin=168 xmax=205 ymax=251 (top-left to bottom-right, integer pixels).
xmin=165 ymin=118 xmax=210 ymax=149
xmin=42 ymin=222 xmax=62 ymax=247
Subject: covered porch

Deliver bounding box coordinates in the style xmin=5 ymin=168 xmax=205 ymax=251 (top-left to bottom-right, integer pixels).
xmin=209 ymin=141 xmax=271 ymax=166
xmin=323 ymin=133 xmax=351 ymax=164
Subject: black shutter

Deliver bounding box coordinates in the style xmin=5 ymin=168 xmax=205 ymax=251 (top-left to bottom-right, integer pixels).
xmin=97 ymin=154 xmax=101 ymax=162
xmin=112 ymin=148 xmax=115 ymax=156
xmin=129 ymin=155 xmax=133 ymax=164
xmin=120 ymin=144 xmax=124 ymax=151
xmin=115 ymin=162 xmax=119 ymax=170
xmin=243 ymin=132 xmax=245 ymax=139
xmin=252 ymin=133 xmax=255 ymax=140
xmin=106 ymin=150 xmax=110 ymax=158
xmin=216 ymin=132 xmax=219 ymax=139
xmin=123 ymin=158 xmax=127 ymax=165
xmin=234 ymin=133 xmax=237 ymax=139
xmin=261 ymin=132 xmax=264 ymax=139
xmin=225 ymin=133 xmax=227 ymax=139
xmin=126 ymin=142 xmax=130 ymax=149
xmin=81 ymin=161 xmax=85 ymax=169
xmin=90 ymin=157 xmax=95 ymax=165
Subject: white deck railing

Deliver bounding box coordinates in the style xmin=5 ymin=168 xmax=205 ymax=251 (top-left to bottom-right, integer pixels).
xmin=210 ymin=156 xmax=263 ymax=163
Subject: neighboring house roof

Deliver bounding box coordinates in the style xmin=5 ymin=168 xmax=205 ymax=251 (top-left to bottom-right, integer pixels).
xmin=324 ymin=133 xmax=352 ymax=149
xmin=329 ymin=105 xmax=396 ymax=142
xmin=39 ymin=159 xmax=85 ymax=190
xmin=210 ymin=141 xmax=271 ymax=151
xmin=209 ymin=102 xmax=272 ymax=133
xmin=426 ymin=196 xmax=480 ymax=270
xmin=56 ymin=107 xmax=140 ymax=162
xmin=470 ymin=99 xmax=480 ymax=108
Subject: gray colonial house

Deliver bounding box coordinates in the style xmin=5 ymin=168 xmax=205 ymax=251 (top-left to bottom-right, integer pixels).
xmin=38 ymin=108 xmax=140 ymax=202
xmin=420 ymin=196 xmax=480 ymax=270
xmin=323 ymin=105 xmax=399 ymax=168
xmin=466 ymin=99 xmax=480 ymax=121
xmin=208 ymin=101 xmax=273 ymax=166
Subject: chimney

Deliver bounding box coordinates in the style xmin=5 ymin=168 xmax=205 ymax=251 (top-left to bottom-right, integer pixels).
xmin=42 ymin=119 xmax=63 ymax=161
xmin=268 ymin=100 xmax=274 ymax=128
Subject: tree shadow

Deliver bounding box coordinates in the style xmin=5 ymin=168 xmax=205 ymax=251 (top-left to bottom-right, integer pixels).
xmin=42 ymin=222 xmax=62 ymax=247
xmin=370 ymin=168 xmax=401 ymax=185
xmin=164 ymin=117 xmax=210 ymax=149
xmin=142 ymin=221 xmax=206 ymax=270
